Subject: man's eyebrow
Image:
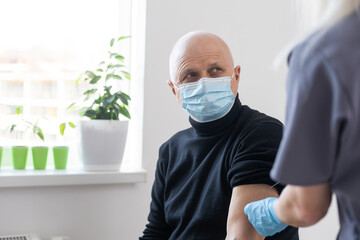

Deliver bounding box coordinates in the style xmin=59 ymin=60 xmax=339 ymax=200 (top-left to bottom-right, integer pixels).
xmin=207 ymin=62 xmax=222 ymax=68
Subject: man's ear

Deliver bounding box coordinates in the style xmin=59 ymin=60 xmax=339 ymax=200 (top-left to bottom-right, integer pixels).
xmin=167 ymin=80 xmax=176 ymax=96
xmin=230 ymin=65 xmax=241 ymax=96
xmin=168 ymin=80 xmax=182 ymax=104
xmin=234 ymin=65 xmax=241 ymax=83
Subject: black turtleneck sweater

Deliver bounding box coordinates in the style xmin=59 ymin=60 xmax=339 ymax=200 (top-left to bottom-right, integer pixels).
xmin=140 ymin=97 xmax=298 ymax=240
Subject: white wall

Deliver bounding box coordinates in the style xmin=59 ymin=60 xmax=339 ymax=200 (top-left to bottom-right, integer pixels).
xmin=0 ymin=0 xmax=339 ymax=239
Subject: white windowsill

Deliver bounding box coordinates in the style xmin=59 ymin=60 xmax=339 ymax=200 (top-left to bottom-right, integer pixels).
xmin=0 ymin=168 xmax=147 ymax=188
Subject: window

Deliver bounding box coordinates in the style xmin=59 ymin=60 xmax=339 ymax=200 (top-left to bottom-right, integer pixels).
xmin=0 ymin=0 xmax=138 ymax=169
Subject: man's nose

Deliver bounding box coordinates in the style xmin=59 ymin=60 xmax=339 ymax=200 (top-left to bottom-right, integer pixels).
xmin=198 ymin=71 xmax=212 ymax=79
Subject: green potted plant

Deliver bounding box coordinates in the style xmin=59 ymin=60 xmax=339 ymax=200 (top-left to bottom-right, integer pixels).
xmin=9 ymin=106 xmax=47 ymax=170
xmin=53 ymin=121 xmax=75 ymax=170
xmin=70 ymin=36 xmax=131 ymax=171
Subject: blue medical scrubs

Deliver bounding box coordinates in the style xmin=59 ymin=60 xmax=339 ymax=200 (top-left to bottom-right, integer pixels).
xmin=271 ymin=11 xmax=360 ymax=240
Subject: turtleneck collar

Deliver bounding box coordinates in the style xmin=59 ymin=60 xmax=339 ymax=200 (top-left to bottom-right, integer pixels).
xmin=189 ymin=94 xmax=242 ymax=137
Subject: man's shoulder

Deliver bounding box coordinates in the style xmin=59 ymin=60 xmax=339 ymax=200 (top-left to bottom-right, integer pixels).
xmin=239 ymin=104 xmax=283 ymax=132
xmin=159 ymin=127 xmax=194 ymax=152
xmin=233 ymin=105 xmax=284 ymax=146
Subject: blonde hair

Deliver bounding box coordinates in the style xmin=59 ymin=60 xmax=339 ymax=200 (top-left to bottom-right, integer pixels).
xmin=295 ymin=0 xmax=360 ymax=35
xmin=274 ymin=0 xmax=360 ymax=68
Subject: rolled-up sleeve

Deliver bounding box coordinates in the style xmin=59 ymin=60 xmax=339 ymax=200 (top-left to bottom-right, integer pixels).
xmin=227 ymin=121 xmax=284 ymax=193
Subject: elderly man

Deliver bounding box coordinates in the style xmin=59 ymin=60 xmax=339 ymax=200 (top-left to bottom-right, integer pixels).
xmin=140 ymin=31 xmax=298 ymax=240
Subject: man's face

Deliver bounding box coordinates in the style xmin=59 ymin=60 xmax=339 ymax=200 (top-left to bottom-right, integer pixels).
xmin=168 ymin=34 xmax=240 ymax=103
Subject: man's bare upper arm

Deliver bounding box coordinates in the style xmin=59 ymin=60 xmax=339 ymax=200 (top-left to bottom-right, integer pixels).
xmin=226 ymin=184 xmax=280 ymax=240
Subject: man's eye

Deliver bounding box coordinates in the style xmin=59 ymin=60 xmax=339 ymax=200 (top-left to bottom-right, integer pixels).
xmin=184 ymin=73 xmax=196 ymax=80
xmin=213 ymin=67 xmax=222 ymax=72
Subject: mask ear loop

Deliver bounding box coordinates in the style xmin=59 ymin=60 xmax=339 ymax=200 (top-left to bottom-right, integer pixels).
xmin=173 ymin=85 xmax=181 ymax=94
xmin=172 ymin=81 xmax=180 ymax=90
xmin=231 ymin=68 xmax=236 ymax=81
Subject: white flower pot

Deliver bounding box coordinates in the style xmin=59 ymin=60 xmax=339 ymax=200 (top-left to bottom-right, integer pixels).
xmin=79 ymin=120 xmax=128 ymax=171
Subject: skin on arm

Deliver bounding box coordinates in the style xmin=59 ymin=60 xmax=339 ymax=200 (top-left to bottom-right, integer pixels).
xmin=274 ymin=183 xmax=332 ymax=227
xmin=226 ymin=184 xmax=279 ymax=240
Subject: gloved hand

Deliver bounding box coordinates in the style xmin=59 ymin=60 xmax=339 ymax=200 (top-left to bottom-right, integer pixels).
xmin=244 ymin=197 xmax=288 ymax=237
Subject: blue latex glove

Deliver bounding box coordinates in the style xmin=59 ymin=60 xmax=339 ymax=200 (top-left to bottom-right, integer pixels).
xmin=244 ymin=197 xmax=288 ymax=237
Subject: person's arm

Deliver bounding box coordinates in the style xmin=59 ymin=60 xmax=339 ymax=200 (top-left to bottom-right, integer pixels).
xmin=226 ymin=184 xmax=279 ymax=240
xmin=140 ymin=146 xmax=172 ymax=240
xmin=244 ymin=183 xmax=332 ymax=236
xmin=226 ymin=118 xmax=288 ymax=238
xmin=275 ymin=183 xmax=332 ymax=227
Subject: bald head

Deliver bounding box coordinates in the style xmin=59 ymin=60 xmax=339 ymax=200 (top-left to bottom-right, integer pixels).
xmin=167 ymin=31 xmax=241 ymax=103
xmin=169 ymin=31 xmax=234 ymax=83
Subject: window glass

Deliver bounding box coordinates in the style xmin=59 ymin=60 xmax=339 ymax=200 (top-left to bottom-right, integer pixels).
xmin=0 ymin=0 xmax=132 ymax=168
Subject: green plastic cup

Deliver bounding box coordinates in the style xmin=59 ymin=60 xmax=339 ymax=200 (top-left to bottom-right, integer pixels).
xmin=32 ymin=147 xmax=48 ymax=170
xmin=12 ymin=146 xmax=29 ymax=170
xmin=0 ymin=147 xmax=3 ymax=168
xmin=53 ymin=146 xmax=69 ymax=170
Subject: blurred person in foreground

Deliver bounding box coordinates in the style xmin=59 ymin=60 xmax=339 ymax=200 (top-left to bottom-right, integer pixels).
xmin=245 ymin=1 xmax=360 ymax=239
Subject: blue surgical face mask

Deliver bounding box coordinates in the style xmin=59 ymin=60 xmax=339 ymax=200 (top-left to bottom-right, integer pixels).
xmin=177 ymin=75 xmax=235 ymax=123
